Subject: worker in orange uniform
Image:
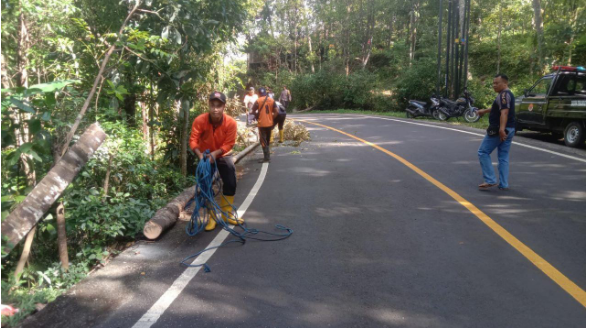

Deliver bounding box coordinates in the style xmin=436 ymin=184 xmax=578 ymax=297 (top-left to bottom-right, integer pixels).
xmin=250 ymin=87 xmax=278 ymax=162
xmin=189 ymin=91 xmax=243 ymax=230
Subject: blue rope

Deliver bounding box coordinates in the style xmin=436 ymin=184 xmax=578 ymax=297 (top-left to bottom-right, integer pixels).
xmin=180 ymin=150 xmax=293 ymax=271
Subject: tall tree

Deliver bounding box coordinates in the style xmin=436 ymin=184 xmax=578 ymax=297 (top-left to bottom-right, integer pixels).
xmin=531 ymin=0 xmax=545 ymax=72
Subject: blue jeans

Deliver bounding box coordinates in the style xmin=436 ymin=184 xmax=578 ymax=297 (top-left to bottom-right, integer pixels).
xmin=478 ymin=128 xmax=515 ymax=189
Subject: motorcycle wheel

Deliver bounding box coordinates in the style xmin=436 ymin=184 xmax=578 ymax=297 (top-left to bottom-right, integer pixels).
xmin=436 ymin=110 xmax=449 ymax=121
xmin=405 ymin=108 xmax=416 ymax=118
xmin=463 ymin=107 xmax=481 ymax=123
xmin=431 ymin=110 xmax=440 ymax=120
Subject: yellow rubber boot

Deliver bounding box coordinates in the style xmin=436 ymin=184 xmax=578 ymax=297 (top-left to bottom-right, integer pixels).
xmin=279 ymin=130 xmax=284 ymax=143
xmin=220 ymin=195 xmax=244 ymax=225
xmin=269 ymin=131 xmax=274 ymax=143
xmin=205 ymin=199 xmax=218 ymax=231
xmin=205 ymin=207 xmax=217 ymax=231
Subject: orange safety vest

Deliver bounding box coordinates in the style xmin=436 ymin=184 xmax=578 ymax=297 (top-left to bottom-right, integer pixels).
xmin=189 ymin=113 xmax=237 ymax=156
xmin=253 ymin=96 xmax=277 ymax=128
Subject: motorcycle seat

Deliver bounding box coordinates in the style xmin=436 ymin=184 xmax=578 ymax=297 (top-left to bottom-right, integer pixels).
xmin=441 ymin=99 xmax=456 ymax=106
xmin=410 ymin=100 xmax=427 ymax=106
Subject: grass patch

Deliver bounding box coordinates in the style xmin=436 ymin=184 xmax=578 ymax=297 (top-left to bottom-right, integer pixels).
xmin=304 ymin=109 xmax=490 ymax=130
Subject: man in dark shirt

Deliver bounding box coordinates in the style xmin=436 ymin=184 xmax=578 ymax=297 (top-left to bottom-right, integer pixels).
xmin=476 ymin=74 xmax=516 ymax=190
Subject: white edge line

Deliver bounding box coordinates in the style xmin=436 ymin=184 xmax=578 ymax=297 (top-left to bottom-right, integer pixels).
xmin=300 ymin=114 xmax=585 ymax=163
xmin=132 ymin=163 xmax=269 ymax=328
xmin=364 ymin=116 xmax=586 ymax=163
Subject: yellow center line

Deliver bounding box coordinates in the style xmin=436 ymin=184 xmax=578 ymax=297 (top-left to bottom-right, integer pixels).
xmin=296 ymin=119 xmax=586 ymax=307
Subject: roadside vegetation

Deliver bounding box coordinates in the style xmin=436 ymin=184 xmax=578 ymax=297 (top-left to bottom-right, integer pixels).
xmin=0 ymin=0 xmax=585 ymax=325
xmin=246 ymin=0 xmax=585 ymax=113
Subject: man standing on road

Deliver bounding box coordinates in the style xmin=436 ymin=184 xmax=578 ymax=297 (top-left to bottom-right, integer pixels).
xmin=251 ymin=87 xmax=278 ymax=162
xmin=243 ymin=87 xmax=258 ymax=125
xmin=273 ymin=100 xmax=287 ymax=143
xmin=476 ymin=74 xmax=516 ymax=190
xmin=279 ymin=85 xmax=292 ymax=110
xmin=189 ymin=91 xmax=243 ymax=230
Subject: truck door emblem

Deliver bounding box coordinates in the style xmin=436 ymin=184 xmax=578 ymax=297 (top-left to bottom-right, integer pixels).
xmin=528 ymin=103 xmax=534 ymax=112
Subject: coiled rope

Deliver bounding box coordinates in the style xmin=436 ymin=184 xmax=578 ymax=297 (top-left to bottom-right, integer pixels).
xmin=180 ymin=151 xmax=293 ymax=271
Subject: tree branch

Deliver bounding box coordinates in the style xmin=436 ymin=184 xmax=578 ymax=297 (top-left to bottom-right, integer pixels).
xmin=58 ymin=1 xmax=142 ymax=159
xmin=137 ymin=8 xmax=165 ymax=21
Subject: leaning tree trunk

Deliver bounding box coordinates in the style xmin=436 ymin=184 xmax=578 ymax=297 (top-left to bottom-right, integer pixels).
xmin=1 ymin=123 xmax=107 ymax=254
xmin=14 ymin=226 xmax=36 ymax=280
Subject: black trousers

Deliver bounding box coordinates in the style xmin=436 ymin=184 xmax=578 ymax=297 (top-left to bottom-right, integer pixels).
xmin=214 ymin=156 xmax=236 ymax=196
xmin=259 ymin=126 xmax=273 ymax=147
xmin=273 ymin=114 xmax=287 ymax=130
xmin=280 ymin=100 xmax=290 ymax=110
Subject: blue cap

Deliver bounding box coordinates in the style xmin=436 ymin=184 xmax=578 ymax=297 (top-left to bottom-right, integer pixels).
xmin=258 ymin=87 xmax=267 ymax=96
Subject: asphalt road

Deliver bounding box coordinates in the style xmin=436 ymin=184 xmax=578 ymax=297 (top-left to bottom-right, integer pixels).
xmin=22 ymin=114 xmax=586 ymax=328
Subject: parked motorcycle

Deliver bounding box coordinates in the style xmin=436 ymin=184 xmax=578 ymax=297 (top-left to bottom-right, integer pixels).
xmin=436 ymin=89 xmax=480 ymax=123
xmin=405 ymin=95 xmax=441 ymax=120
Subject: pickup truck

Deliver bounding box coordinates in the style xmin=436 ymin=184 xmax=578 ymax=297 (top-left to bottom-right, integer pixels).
xmin=515 ymin=66 xmax=586 ymax=147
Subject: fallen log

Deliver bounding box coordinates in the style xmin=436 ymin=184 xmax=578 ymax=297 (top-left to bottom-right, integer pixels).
xmin=1 ymin=123 xmax=107 ymax=254
xmin=143 ymin=143 xmax=260 ymax=240
xmin=142 ymin=187 xmax=195 ymax=240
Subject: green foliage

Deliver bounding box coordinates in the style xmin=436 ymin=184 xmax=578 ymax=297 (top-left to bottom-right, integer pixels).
xmin=61 ymin=120 xmax=191 ymax=254
xmin=245 ymin=0 xmax=585 ymax=113
xmin=1 ymin=262 xmax=89 ymax=326
xmin=1 ymin=0 xmax=255 ymax=324
xmin=394 ymin=58 xmax=438 ymax=107
xmin=289 ymin=70 xmax=394 ymax=111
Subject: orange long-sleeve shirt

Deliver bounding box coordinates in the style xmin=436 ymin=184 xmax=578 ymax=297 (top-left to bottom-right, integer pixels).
xmin=189 ymin=113 xmax=237 ymax=157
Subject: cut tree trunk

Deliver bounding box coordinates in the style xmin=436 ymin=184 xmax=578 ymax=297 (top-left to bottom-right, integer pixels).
xmin=1 ymin=123 xmax=107 ymax=254
xmin=143 ymin=187 xmax=195 ymax=240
